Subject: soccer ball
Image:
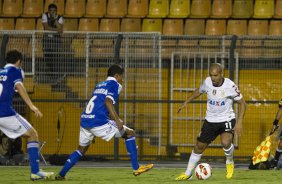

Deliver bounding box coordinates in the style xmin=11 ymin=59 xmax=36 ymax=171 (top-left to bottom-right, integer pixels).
xmin=195 ymin=163 xmax=212 ymax=180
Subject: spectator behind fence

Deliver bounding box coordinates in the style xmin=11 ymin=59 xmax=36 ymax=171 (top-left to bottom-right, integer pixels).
xmin=41 ymin=3 xmax=64 ymax=85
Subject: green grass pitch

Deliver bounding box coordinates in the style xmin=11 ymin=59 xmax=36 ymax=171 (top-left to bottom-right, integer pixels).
xmin=0 ymin=166 xmax=281 ymax=184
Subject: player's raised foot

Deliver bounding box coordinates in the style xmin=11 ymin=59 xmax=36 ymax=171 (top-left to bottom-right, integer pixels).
xmin=55 ymin=174 xmax=66 ymax=181
xmin=30 ymin=170 xmax=54 ymax=181
xmin=226 ymin=162 xmax=234 ymax=179
xmin=133 ymin=164 xmax=154 ymax=176
xmin=175 ymin=173 xmax=192 ymax=181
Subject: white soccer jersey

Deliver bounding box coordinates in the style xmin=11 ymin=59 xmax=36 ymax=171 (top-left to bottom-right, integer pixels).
xmin=199 ymin=77 xmax=242 ymax=123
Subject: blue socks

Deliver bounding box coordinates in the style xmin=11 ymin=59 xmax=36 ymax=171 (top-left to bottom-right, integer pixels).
xmin=59 ymin=150 xmax=83 ymax=177
xmin=125 ymin=136 xmax=139 ymax=170
xmin=27 ymin=141 xmax=40 ymax=174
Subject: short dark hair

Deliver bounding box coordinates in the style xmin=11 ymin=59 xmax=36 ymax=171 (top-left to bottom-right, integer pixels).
xmin=48 ymin=3 xmax=57 ymax=10
xmin=6 ymin=49 xmax=23 ymax=64
xmin=107 ymin=64 xmax=124 ymax=77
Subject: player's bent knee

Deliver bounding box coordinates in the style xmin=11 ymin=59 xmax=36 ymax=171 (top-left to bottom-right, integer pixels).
xmin=24 ymin=128 xmax=39 ymax=140
xmin=78 ymin=145 xmax=89 ymax=155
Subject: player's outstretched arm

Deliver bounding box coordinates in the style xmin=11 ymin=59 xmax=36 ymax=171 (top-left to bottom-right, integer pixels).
xmin=105 ymin=97 xmax=123 ymax=131
xmin=234 ymin=98 xmax=246 ymax=137
xmin=177 ymin=88 xmax=201 ymax=113
xmin=15 ymin=83 xmax=43 ymax=118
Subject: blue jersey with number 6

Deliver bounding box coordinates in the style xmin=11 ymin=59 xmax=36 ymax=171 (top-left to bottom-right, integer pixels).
xmin=0 ymin=64 xmax=23 ymax=117
xmin=80 ymin=77 xmax=121 ymax=128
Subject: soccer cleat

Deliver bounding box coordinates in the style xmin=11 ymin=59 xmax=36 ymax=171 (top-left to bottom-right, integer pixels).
xmin=55 ymin=174 xmax=66 ymax=180
xmin=226 ymin=162 xmax=234 ymax=179
xmin=175 ymin=173 xmax=192 ymax=181
xmin=30 ymin=170 xmax=54 ymax=181
xmin=133 ymin=164 xmax=154 ymax=176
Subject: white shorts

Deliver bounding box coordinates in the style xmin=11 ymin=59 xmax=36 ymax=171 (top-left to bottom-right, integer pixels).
xmin=79 ymin=120 xmax=127 ymax=146
xmin=0 ymin=114 xmax=32 ymax=139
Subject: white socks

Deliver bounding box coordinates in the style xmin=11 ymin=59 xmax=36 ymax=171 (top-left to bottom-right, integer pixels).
xmin=185 ymin=150 xmax=202 ymax=176
xmin=223 ymin=144 xmax=234 ymax=164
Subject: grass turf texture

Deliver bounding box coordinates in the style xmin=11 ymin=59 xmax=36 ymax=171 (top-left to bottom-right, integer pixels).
xmin=0 ymin=167 xmax=281 ymax=184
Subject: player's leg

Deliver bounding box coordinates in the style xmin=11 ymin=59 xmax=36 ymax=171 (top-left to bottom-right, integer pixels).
xmin=220 ymin=119 xmax=235 ymax=179
xmin=176 ymin=120 xmax=215 ymax=181
xmin=56 ymin=127 xmax=92 ymax=180
xmin=0 ymin=114 xmax=53 ymax=180
xmin=272 ymin=129 xmax=282 ymax=167
xmin=121 ymin=127 xmax=153 ymax=176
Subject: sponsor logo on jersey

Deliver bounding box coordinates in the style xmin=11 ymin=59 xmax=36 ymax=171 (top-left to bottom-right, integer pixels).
xmin=94 ymin=88 xmax=108 ymax=95
xmin=208 ymin=99 xmax=225 ymax=106
xmin=81 ymin=114 xmax=95 ymax=118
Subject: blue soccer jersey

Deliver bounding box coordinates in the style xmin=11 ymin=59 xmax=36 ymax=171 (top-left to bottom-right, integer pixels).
xmin=0 ymin=64 xmax=23 ymax=117
xmin=80 ymin=77 xmax=121 ymax=128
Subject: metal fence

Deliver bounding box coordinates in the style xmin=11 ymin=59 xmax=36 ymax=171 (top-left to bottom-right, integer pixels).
xmin=0 ymin=31 xmax=282 ymax=160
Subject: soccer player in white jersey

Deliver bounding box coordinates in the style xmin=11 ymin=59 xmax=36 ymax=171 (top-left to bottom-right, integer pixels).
xmin=175 ymin=63 xmax=246 ymax=180
xmin=0 ymin=49 xmax=54 ymax=180
xmin=55 ymin=64 xmax=153 ymax=180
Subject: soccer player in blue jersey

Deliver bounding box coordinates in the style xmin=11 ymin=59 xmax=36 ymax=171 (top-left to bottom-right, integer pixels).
xmin=55 ymin=64 xmax=153 ymax=180
xmin=0 ymin=49 xmax=54 ymax=180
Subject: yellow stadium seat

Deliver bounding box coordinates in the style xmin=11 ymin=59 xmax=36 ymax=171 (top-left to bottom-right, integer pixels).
xmin=253 ymin=0 xmax=274 ymax=18
xmin=190 ymin=0 xmax=211 ymax=18
xmin=34 ymin=37 xmax=44 ymax=58
xmin=211 ymin=0 xmax=232 ymax=18
xmin=161 ymin=39 xmax=177 ymax=58
xmin=148 ymin=0 xmax=169 ymax=18
xmin=0 ymin=18 xmax=14 ymax=30
xmin=163 ymin=19 xmax=183 ymax=35
xmin=22 ymin=0 xmax=43 ymax=17
xmin=1 ymin=0 xmax=22 ymax=17
xmin=127 ymin=0 xmax=148 ymax=18
xmin=44 ymin=0 xmax=64 ymax=15
xmin=232 ymin=0 xmax=253 ymax=18
xmin=36 ymin=18 xmax=43 ymax=30
xmin=265 ymin=20 xmax=282 ymax=58
xmin=121 ymin=18 xmax=141 ymax=32
xmin=85 ymin=0 xmax=106 ymax=17
xmin=142 ymin=19 xmax=162 ymax=33
xmin=226 ymin=20 xmax=247 ymax=35
xmin=274 ymin=0 xmax=282 ymax=18
xmin=63 ymin=18 xmax=78 ymax=31
xmin=79 ymin=18 xmax=99 ymax=32
xmin=91 ymin=38 xmax=115 ymax=59
xmin=100 ymin=19 xmax=120 ymax=32
xmin=65 ymin=0 xmax=85 ymax=18
xmin=15 ymin=18 xmax=36 ymax=30
xmin=169 ymin=0 xmax=190 ymax=18
xmin=72 ymin=38 xmax=85 ymax=58
xmin=248 ymin=20 xmax=269 ymax=35
xmin=205 ymin=19 xmax=226 ymax=35
xmin=240 ymin=20 xmax=269 ymax=58
xmin=7 ymin=37 xmax=31 ymax=56
xmin=106 ymin=0 xmax=127 ymax=18
xmin=184 ymin=19 xmax=205 ymax=35
xmin=269 ymin=20 xmax=282 ymax=35
xmin=201 ymin=19 xmax=226 ymax=53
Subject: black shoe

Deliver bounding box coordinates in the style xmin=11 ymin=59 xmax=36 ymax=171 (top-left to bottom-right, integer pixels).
xmin=270 ymin=159 xmax=278 ymax=168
